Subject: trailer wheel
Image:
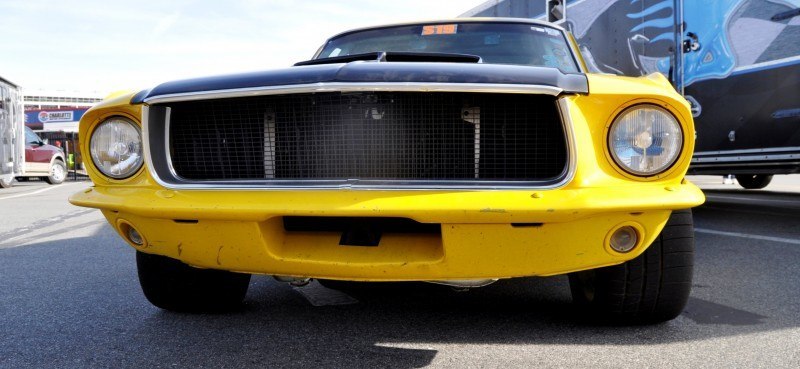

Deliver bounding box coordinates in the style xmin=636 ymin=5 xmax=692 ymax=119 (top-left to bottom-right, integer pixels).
xmin=136 ymin=251 xmax=251 ymax=313
xmin=735 ymin=174 xmax=772 ymax=189
xmin=569 ymin=209 xmax=694 ymax=324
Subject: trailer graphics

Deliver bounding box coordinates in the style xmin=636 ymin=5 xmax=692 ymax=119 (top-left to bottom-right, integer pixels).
xmin=466 ymin=0 xmax=800 ymax=185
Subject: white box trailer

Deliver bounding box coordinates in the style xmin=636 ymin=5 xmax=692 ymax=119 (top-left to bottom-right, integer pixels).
xmin=0 ymin=76 xmax=25 ymax=188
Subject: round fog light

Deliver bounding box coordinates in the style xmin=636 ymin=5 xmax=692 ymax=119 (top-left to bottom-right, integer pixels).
xmin=128 ymin=227 xmax=144 ymax=246
xmin=610 ymin=226 xmax=638 ymax=253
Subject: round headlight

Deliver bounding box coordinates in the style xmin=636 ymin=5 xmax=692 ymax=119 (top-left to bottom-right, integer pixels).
xmin=608 ymin=105 xmax=683 ymax=176
xmin=90 ymin=117 xmax=143 ymax=179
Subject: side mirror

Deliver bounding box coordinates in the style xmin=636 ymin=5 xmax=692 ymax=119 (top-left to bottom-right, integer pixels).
xmin=547 ymin=0 xmax=566 ymax=23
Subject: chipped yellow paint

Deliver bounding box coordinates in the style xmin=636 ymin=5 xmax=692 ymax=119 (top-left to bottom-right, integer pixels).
xmin=70 ymin=76 xmax=705 ymax=280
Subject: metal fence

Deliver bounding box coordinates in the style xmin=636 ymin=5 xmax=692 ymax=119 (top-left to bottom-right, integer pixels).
xmin=36 ymin=131 xmax=86 ymax=181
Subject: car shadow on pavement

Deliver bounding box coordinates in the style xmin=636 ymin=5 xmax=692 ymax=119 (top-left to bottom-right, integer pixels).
xmin=0 ymin=225 xmax=796 ymax=368
xmin=682 ymin=297 xmax=767 ymax=326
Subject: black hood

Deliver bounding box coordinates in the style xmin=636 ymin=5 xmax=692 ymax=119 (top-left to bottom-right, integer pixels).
xmin=131 ymin=62 xmax=588 ymax=104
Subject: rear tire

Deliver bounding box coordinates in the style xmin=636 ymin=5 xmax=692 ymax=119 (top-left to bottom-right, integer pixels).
xmin=568 ymin=209 xmax=694 ymax=324
xmin=735 ymin=174 xmax=772 ymax=189
xmin=136 ymin=251 xmax=251 ymax=313
xmin=44 ymin=160 xmax=66 ymax=185
xmin=0 ymin=177 xmax=12 ymax=188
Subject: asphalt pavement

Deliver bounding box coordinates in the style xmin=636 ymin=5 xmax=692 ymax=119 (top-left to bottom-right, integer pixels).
xmin=1 ymin=177 xmax=799 ymax=368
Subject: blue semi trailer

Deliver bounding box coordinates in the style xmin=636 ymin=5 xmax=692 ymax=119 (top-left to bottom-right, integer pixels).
xmin=465 ymin=0 xmax=800 ymax=189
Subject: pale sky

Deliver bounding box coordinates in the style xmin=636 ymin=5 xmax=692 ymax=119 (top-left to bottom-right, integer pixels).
xmin=0 ymin=0 xmax=488 ymax=95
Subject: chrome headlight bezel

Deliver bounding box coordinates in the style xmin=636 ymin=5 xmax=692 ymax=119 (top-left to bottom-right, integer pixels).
xmin=89 ymin=117 xmax=144 ymax=180
xmin=607 ymin=104 xmax=684 ymax=177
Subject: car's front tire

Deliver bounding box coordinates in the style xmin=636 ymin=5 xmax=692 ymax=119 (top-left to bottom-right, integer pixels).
xmin=44 ymin=160 xmax=66 ymax=185
xmin=735 ymin=174 xmax=772 ymax=189
xmin=0 ymin=177 xmax=12 ymax=188
xmin=568 ymin=209 xmax=694 ymax=324
xmin=136 ymin=251 xmax=251 ymax=313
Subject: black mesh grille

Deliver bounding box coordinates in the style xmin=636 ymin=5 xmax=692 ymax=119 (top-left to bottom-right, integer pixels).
xmin=166 ymin=92 xmax=567 ymax=183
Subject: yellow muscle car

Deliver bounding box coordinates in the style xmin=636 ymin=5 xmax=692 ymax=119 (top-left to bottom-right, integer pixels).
xmin=70 ymin=18 xmax=704 ymax=323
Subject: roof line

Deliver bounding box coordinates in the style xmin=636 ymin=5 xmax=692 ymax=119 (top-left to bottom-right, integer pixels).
xmin=0 ymin=75 xmax=20 ymax=88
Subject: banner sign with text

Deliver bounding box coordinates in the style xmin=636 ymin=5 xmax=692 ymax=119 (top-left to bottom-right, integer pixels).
xmin=25 ymin=109 xmax=88 ymax=124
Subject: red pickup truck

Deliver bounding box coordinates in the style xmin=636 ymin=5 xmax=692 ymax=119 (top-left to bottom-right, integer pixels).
xmin=10 ymin=127 xmax=66 ymax=186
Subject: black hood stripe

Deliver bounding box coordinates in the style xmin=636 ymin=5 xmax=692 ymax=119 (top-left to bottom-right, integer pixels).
xmin=131 ymin=62 xmax=588 ymax=104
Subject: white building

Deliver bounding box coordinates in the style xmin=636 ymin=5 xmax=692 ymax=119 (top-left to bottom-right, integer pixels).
xmin=23 ymin=89 xmax=103 ymax=109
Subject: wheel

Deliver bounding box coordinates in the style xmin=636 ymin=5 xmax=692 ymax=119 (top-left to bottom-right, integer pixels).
xmin=735 ymin=174 xmax=773 ymax=190
xmin=136 ymin=251 xmax=251 ymax=313
xmin=44 ymin=160 xmax=67 ymax=185
xmin=0 ymin=177 xmax=12 ymax=188
xmin=568 ymin=209 xmax=694 ymax=324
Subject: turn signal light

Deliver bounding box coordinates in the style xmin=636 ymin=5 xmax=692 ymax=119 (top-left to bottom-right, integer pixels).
xmin=609 ymin=226 xmax=638 ymax=253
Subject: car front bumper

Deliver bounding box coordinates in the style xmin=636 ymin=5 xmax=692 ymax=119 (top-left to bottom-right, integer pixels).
xmin=70 ymin=181 xmax=704 ymax=281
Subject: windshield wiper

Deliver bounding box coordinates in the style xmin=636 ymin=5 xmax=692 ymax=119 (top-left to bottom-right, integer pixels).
xmin=772 ymin=8 xmax=800 ymax=21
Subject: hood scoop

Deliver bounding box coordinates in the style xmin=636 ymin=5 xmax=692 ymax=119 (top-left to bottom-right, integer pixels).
xmin=294 ymin=51 xmax=482 ymax=66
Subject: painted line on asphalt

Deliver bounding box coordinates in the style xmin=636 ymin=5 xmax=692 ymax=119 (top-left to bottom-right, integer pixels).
xmin=0 ymin=219 xmax=106 ymax=249
xmin=0 ymin=182 xmax=82 ymax=201
xmin=695 ymin=228 xmax=800 ymax=245
xmin=705 ymin=194 xmax=800 ymax=205
xmin=0 ymin=208 xmax=99 ymax=246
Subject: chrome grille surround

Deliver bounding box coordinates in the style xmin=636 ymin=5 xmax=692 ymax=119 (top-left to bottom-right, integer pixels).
xmin=142 ymin=83 xmax=577 ymax=190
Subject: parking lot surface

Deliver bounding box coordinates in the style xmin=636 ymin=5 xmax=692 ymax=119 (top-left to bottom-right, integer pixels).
xmin=1 ymin=177 xmax=799 ymax=368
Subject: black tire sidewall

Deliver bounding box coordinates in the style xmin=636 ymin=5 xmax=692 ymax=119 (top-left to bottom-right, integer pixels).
xmin=569 ymin=209 xmax=695 ymax=324
xmin=136 ymin=251 xmax=251 ymax=313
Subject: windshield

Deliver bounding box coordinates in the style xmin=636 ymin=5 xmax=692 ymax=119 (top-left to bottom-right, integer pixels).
xmin=25 ymin=127 xmax=41 ymax=144
xmin=318 ymin=22 xmax=580 ymax=73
